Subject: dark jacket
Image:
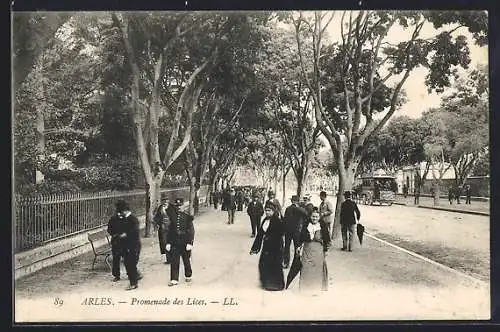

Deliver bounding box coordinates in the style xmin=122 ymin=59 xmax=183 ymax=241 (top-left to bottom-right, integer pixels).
xmin=250 ymin=214 xmax=284 ymax=254
xmin=107 ymin=214 xmax=126 ymax=247
xmin=166 ymin=208 xmax=195 ymax=246
xmin=224 ymin=193 xmax=237 ymax=211
xmin=340 ymin=199 xmax=361 ymax=226
xmin=299 ymin=220 xmax=331 ymax=252
xmin=121 ymin=213 xmax=141 ymax=250
xmin=247 ymin=200 xmax=264 ymax=218
xmin=304 ymin=202 xmax=315 ymax=216
xmin=283 ymin=204 xmax=308 ymax=235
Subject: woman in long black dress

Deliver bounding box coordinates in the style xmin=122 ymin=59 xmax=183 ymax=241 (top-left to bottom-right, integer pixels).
xmin=250 ymin=202 xmax=285 ymax=291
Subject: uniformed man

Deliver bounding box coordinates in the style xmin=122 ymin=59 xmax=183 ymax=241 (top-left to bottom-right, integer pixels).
xmin=165 ymin=198 xmax=195 ymax=286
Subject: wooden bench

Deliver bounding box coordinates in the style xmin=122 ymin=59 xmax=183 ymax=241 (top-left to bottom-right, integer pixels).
xmin=88 ymin=230 xmax=112 ymax=271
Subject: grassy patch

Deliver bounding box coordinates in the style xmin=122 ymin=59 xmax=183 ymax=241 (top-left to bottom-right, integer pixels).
xmin=374 ymin=232 xmax=490 ymax=282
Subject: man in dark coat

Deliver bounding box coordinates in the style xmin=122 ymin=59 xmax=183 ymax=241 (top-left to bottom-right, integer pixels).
xmin=414 ymin=181 xmax=420 ymax=205
xmin=225 ymin=188 xmax=237 ymax=224
xmin=282 ymin=195 xmax=308 ymax=268
xmin=266 ymin=190 xmax=282 ymax=217
xmin=465 ymin=184 xmax=472 ymax=204
xmin=165 ymin=198 xmax=195 ymax=286
xmin=340 ymin=191 xmax=361 ymax=252
xmin=302 ymin=196 xmax=315 ymax=217
xmin=114 ymin=200 xmax=142 ymax=290
xmin=107 ymin=209 xmax=125 ymax=282
xmin=154 ymin=198 xmax=172 ymax=264
xmin=247 ymin=193 xmax=264 ymax=237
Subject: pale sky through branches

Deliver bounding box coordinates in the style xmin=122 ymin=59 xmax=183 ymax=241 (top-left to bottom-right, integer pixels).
xmin=319 ymin=10 xmax=488 ymax=119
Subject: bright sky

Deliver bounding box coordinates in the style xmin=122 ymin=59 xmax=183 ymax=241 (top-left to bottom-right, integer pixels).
xmin=318 ymin=11 xmax=488 ymax=119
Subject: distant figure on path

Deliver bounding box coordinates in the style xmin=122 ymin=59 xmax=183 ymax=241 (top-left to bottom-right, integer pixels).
xmin=165 ymin=198 xmax=195 ymax=286
xmin=465 ymin=184 xmax=472 ymax=204
xmin=403 ymin=184 xmax=408 ymax=198
xmin=250 ymin=202 xmax=285 ymax=291
xmin=247 ymin=193 xmax=264 ymax=237
xmin=225 ymin=188 xmax=237 ymax=224
xmin=448 ymin=186 xmax=454 ymax=205
xmin=298 ymin=208 xmax=330 ymax=292
xmin=340 ymin=191 xmax=360 ymax=252
xmin=319 ymin=191 xmax=334 ymax=239
xmin=114 ymin=200 xmax=142 ymax=290
xmin=414 ymin=184 xmax=420 ymax=205
xmin=282 ymin=195 xmax=308 ymax=268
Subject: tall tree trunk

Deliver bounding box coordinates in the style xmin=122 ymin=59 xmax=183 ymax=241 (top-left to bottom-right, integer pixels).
xmin=433 ymin=180 xmax=440 ymax=206
xmin=295 ymin=166 xmax=309 ymax=198
xmin=282 ymin=168 xmax=290 ymax=207
xmin=145 ymin=174 xmax=163 ymax=237
xmin=35 ymin=107 xmax=45 ymax=184
xmin=188 ymin=176 xmax=197 ymax=216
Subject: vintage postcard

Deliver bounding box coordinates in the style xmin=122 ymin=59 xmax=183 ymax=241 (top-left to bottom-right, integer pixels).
xmin=13 ymin=9 xmax=490 ymax=322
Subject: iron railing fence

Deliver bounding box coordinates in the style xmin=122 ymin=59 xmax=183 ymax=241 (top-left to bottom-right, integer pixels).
xmin=14 ymin=185 xmax=209 ymax=253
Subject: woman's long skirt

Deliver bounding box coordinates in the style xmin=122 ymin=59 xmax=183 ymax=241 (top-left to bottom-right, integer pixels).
xmin=258 ymin=247 xmax=285 ymax=291
xmin=299 ymin=241 xmax=328 ymax=292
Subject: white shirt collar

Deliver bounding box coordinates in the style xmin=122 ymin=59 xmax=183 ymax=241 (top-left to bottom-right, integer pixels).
xmin=307 ymin=222 xmax=321 ymax=240
xmin=123 ymin=211 xmax=131 ymax=218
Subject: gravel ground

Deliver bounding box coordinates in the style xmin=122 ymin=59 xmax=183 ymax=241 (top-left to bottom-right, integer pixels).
xmin=15 ymin=207 xmax=489 ymax=322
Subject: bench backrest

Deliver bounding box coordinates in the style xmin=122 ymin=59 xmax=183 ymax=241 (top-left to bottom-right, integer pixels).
xmin=88 ymin=229 xmax=110 ymax=244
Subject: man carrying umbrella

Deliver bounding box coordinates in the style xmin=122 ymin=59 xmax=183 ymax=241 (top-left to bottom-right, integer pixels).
xmin=340 ymin=191 xmax=361 ymax=252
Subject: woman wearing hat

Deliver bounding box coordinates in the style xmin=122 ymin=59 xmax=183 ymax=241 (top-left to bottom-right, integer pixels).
xmin=249 ymin=201 xmax=285 ymax=291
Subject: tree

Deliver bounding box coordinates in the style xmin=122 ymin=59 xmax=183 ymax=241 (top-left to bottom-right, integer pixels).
xmin=290 ymin=10 xmax=487 ymax=239
xmin=359 ymin=116 xmax=426 ymax=174
xmin=441 ymin=64 xmax=489 ymax=187
xmin=111 ymin=12 xmax=226 ymax=236
xmin=14 ymin=14 xmax=106 ymax=188
xmin=13 ymin=12 xmax=72 ymax=92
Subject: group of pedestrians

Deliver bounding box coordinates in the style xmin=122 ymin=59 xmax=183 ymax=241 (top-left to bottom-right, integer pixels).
xmin=105 ymin=187 xmax=362 ymax=294
xmin=107 ymin=197 xmax=195 ymax=290
xmin=249 ymin=190 xmax=361 ymax=294
xmin=448 ymin=184 xmax=472 ymax=205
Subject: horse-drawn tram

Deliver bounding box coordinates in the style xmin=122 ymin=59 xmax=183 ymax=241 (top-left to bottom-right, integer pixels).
xmin=353 ymin=173 xmax=397 ymax=206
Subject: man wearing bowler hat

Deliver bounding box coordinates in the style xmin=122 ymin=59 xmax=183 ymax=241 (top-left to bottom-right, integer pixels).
xmin=165 ymin=198 xmax=195 ymax=286
xmin=340 ymin=191 xmax=361 ymax=252
xmin=114 ymin=200 xmax=142 ymax=290
xmin=246 ymin=193 xmax=264 ymax=237
xmin=282 ymin=195 xmax=308 ymax=268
